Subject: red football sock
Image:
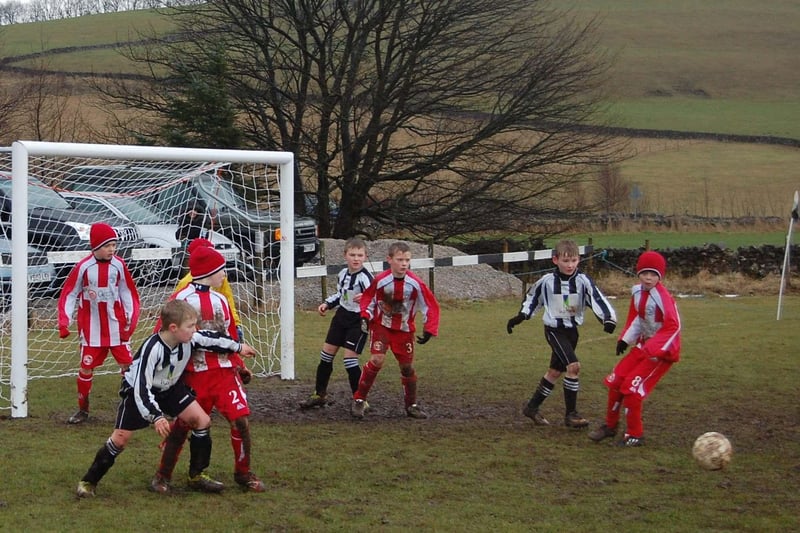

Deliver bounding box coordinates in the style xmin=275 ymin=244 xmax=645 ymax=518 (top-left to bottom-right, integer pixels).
xmin=77 ymin=373 xmax=92 ymax=411
xmin=623 ymin=394 xmax=644 ymax=437
xmin=605 ymin=389 xmax=624 ymax=429
xmin=354 ymin=361 xmax=380 ymax=400
xmin=231 ymin=427 xmax=250 ymax=475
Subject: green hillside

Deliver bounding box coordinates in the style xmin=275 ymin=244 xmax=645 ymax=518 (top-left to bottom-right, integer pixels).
xmin=1 ymin=1 xmax=799 ymax=137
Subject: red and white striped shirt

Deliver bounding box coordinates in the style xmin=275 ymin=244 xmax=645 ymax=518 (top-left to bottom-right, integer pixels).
xmin=164 ymin=283 xmax=243 ymax=372
xmin=619 ymin=282 xmax=681 ymax=362
xmin=58 ymin=255 xmax=140 ymax=347
xmin=360 ymin=270 xmax=440 ymax=335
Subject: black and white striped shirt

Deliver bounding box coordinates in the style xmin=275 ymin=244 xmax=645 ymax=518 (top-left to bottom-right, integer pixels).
xmin=324 ymin=267 xmax=374 ymax=314
xmin=517 ymin=268 xmax=616 ymax=329
xmin=123 ymin=330 xmax=242 ymax=423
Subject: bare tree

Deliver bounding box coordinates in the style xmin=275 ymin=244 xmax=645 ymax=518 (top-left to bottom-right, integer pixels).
xmin=99 ymin=0 xmax=625 ymax=240
xmin=596 ymin=164 xmax=630 ymax=225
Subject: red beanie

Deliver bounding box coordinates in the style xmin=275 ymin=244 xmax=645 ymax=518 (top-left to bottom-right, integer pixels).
xmin=90 ymin=223 xmax=117 ymax=251
xmin=636 ymin=251 xmax=666 ymax=279
xmin=189 ymin=246 xmax=226 ymax=279
xmin=187 ymin=238 xmax=215 ymax=255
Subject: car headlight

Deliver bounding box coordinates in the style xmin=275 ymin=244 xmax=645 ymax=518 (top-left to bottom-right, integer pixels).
xmin=64 ymin=221 xmax=92 ymax=241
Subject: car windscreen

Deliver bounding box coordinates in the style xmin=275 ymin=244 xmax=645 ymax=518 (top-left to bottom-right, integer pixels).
xmin=106 ymin=196 xmax=166 ymax=224
xmin=0 ymin=175 xmax=72 ymax=210
xmin=194 ymin=173 xmax=246 ymax=210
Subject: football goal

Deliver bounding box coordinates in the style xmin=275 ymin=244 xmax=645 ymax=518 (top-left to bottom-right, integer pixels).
xmin=1 ymin=141 xmax=300 ymax=418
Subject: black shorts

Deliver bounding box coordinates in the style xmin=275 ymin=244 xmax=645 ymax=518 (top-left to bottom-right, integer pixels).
xmin=114 ymin=379 xmax=197 ymax=431
xmin=544 ymin=326 xmax=579 ymax=372
xmin=324 ymin=309 xmax=367 ymax=355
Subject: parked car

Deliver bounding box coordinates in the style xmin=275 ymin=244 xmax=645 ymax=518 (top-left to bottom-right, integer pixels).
xmin=0 ymin=235 xmax=56 ymax=310
xmin=0 ymin=171 xmax=146 ymax=290
xmin=59 ymin=165 xmax=320 ymax=267
xmin=60 ymin=191 xmax=249 ymax=281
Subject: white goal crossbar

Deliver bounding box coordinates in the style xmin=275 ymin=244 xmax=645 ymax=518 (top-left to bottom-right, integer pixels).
xmin=9 ymin=141 xmax=297 ymax=418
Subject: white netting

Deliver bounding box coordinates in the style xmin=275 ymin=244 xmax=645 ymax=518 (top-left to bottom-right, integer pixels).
xmin=0 ymin=145 xmax=307 ymax=413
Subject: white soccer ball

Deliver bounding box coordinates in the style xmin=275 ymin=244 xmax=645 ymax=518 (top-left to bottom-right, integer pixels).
xmin=692 ymin=432 xmax=733 ymax=470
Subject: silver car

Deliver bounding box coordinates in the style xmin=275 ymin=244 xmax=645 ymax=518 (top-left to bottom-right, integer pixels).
xmin=60 ymin=191 xmax=248 ymax=282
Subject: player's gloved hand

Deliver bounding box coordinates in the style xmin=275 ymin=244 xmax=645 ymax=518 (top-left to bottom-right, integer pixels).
xmin=603 ymin=321 xmax=616 ymax=334
xmin=238 ymin=366 xmax=252 ymax=385
xmin=59 ymin=326 xmax=70 ymax=339
xmin=506 ymin=313 xmax=525 ymax=334
xmin=360 ymin=318 xmax=370 ymax=334
xmin=417 ymin=331 xmax=433 ymax=344
xmin=236 ymin=326 xmax=245 ymax=343
xmin=120 ymin=330 xmax=131 ymax=343
xmin=616 ymin=340 xmax=628 ymax=356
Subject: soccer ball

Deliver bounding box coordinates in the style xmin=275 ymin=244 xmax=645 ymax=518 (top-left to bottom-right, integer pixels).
xmin=692 ymin=432 xmax=733 ymax=470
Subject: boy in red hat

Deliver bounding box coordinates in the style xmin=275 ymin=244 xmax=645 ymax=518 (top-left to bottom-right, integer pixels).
xmin=151 ymin=244 xmax=264 ymax=493
xmin=58 ymin=222 xmax=141 ymax=424
xmin=589 ymin=250 xmax=682 ymax=447
xmin=173 ymin=238 xmax=242 ymax=338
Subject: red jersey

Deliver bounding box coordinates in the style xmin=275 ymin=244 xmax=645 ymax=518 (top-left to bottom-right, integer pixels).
xmin=163 ymin=283 xmax=243 ymax=372
xmin=58 ymin=255 xmax=140 ymax=347
xmin=619 ymin=282 xmax=681 ymax=362
xmin=360 ymin=269 xmax=440 ymax=335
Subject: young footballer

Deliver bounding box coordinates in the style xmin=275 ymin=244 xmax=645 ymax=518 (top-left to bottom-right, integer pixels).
xmin=151 ymin=245 xmax=264 ymax=493
xmin=76 ymin=300 xmax=256 ymax=497
xmin=507 ymin=239 xmax=617 ymax=428
xmin=300 ymin=237 xmax=373 ymax=409
xmin=352 ymin=241 xmax=440 ymax=419
xmin=58 ymin=222 xmax=141 ymax=425
xmin=589 ymin=250 xmax=681 ymax=447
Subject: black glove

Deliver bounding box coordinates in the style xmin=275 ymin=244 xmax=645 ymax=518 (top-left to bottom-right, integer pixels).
xmin=506 ymin=313 xmax=525 ymax=334
xmin=238 ymin=366 xmax=252 ymax=385
xmin=603 ymin=321 xmax=616 ymax=334
xmin=616 ymin=340 xmax=628 ymax=356
xmin=417 ymin=331 xmax=433 ymax=344
xmin=360 ymin=318 xmax=370 ymax=335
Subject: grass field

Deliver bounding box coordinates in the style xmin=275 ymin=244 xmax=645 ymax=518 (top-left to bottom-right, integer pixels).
xmin=1 ymin=296 xmax=798 ymax=531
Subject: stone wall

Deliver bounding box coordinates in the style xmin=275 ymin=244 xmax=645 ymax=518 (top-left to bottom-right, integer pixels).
xmin=457 ymin=239 xmax=799 ymax=279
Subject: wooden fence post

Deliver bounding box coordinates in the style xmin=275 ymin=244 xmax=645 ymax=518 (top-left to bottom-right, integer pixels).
xmin=319 ymin=240 xmax=327 ymax=300
xmin=428 ymin=240 xmax=435 ymax=293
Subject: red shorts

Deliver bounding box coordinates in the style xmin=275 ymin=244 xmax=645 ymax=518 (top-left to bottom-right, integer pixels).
xmin=183 ymin=367 xmax=250 ymax=421
xmin=80 ymin=344 xmax=133 ymax=371
xmin=603 ymin=346 xmax=672 ymax=400
xmin=370 ymin=323 xmax=415 ymax=365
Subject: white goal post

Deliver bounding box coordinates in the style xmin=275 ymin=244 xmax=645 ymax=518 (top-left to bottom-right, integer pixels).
xmin=3 ymin=141 xmax=298 ymax=418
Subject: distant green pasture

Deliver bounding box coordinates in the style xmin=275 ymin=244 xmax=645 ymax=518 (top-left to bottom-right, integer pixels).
xmin=0 ymin=10 xmax=171 ymax=54
xmin=607 ymin=99 xmax=800 ymax=139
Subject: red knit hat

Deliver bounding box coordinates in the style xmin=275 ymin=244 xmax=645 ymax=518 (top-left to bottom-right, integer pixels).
xmin=189 ymin=245 xmax=226 ymax=279
xmin=90 ymin=223 xmax=117 ymax=251
xmin=636 ymin=251 xmax=666 ymax=279
xmin=187 ymin=238 xmax=214 ymax=255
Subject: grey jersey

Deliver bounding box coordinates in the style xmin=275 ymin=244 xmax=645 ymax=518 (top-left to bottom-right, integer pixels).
xmin=123 ymin=330 xmax=241 ymax=423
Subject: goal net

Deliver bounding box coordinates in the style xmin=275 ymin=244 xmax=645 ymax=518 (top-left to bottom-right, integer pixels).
xmin=0 ymin=141 xmax=301 ymax=418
